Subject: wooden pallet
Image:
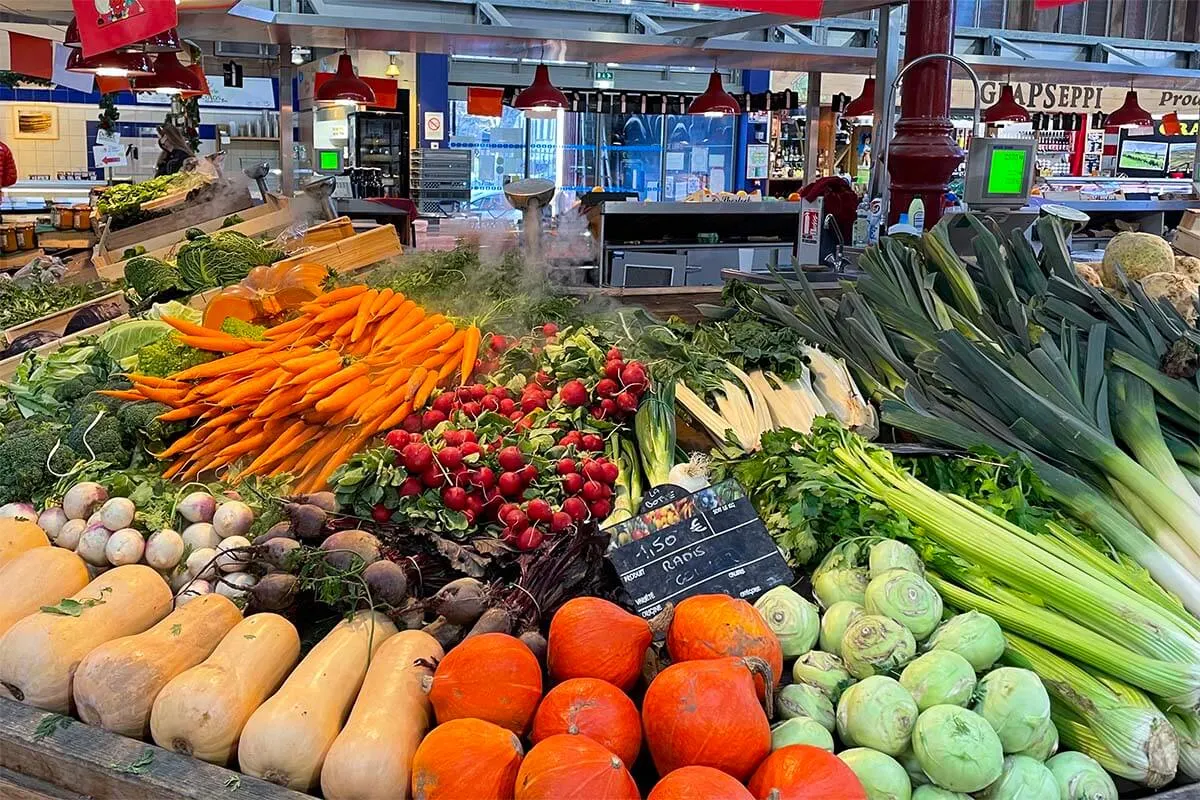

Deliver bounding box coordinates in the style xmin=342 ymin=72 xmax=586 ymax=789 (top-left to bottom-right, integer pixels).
xmin=0 ymin=697 xmax=308 ymax=800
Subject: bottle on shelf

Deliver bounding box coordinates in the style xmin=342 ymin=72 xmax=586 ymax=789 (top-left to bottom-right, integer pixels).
xmin=852 ymin=195 xmax=869 ymax=247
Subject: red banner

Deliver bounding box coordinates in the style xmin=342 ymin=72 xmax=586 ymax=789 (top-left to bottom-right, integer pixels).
xmin=8 ymin=33 xmax=55 ymax=80
xmin=72 ymin=0 xmax=178 ymax=58
xmin=1033 ymin=0 xmax=1085 ymax=8
xmin=467 ymin=86 xmax=505 ymax=117
xmin=691 ymin=0 xmax=824 ymax=16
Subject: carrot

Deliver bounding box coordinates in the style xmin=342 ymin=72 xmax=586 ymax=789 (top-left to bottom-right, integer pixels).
xmin=200 ymin=407 xmax=251 ymax=429
xmin=293 ymin=430 xmax=351 ymax=477
xmin=420 ymin=350 xmax=455 ymax=371
xmin=193 ymin=376 xmax=237 ymax=398
xmin=279 ymin=349 xmax=331 ymax=373
xmin=314 ymin=374 xmax=371 ymax=413
xmin=124 ymin=374 xmax=187 ymax=389
xmin=435 ymin=328 xmax=468 ymax=355
xmin=356 ymin=387 xmax=398 ymax=423
xmin=382 ymin=366 xmax=415 ymax=393
xmin=161 ymin=315 xmax=220 ymax=338
xmin=162 ymin=458 xmax=189 ymax=481
xmin=253 ymin=386 xmax=309 ymax=418
xmin=437 ymin=352 xmax=463 ymax=384
xmin=403 ymin=367 xmax=428 ymax=403
xmin=388 ymin=314 xmax=445 ymax=350
xmin=312 ymin=293 xmax=367 ymax=324
xmin=305 ymin=362 xmax=369 ymax=399
xmin=135 ymin=384 xmax=189 ymax=404
xmin=97 ymin=389 xmax=146 ymax=402
xmin=375 ymin=400 xmax=416 ymax=432
xmin=179 ymin=334 xmax=253 ymax=353
xmin=330 ymin=384 xmax=385 ymax=425
xmin=413 ymin=368 xmax=441 ymax=409
xmin=369 ymin=302 xmax=421 ymax=346
xmin=396 ymin=322 xmax=456 ymax=362
xmin=375 ymin=291 xmax=408 ymax=318
xmin=156 ymin=404 xmax=206 ymax=422
xmin=263 ymin=316 xmax=311 ymax=338
xmin=351 ymin=291 xmax=382 ymax=343
xmin=368 ymin=287 xmax=394 ymax=316
xmin=260 ymin=334 xmax=321 ymax=354
xmin=289 ymin=357 xmax=343 ymax=387
xmin=306 ymin=284 xmax=369 ymax=307
xmin=237 ymin=420 xmax=310 ymax=476
xmin=174 ymin=349 xmax=260 ymax=380
xmin=313 ymin=430 xmax=374 ymax=489
xmin=211 ymin=372 xmax=280 ymax=407
xmin=460 ymin=326 xmax=481 ymax=384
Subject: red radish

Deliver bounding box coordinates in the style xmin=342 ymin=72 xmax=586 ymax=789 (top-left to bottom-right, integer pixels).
xmin=616 ymin=392 xmax=638 ymax=413
xmin=563 ymin=497 xmax=589 ymax=521
xmin=371 ymin=504 xmax=391 ymax=522
xmin=480 ymin=396 xmax=499 ymax=412
xmin=519 ymin=464 xmax=538 ymax=484
xmin=499 ymin=472 xmax=525 ymax=497
xmin=596 ymin=378 xmax=619 ymax=397
xmin=385 ymin=430 xmax=408 ymax=450
xmin=423 ymin=409 xmax=448 ymax=429
xmin=438 ymin=447 xmax=464 ymax=470
xmin=526 ymin=499 xmax=553 ymax=523
xmin=559 ymin=380 xmax=589 ymax=407
xmin=499 ymin=504 xmax=522 ymax=525
xmin=600 ymin=398 xmax=617 ymax=416
xmin=422 ymin=468 xmax=445 ymax=488
xmin=560 ymin=431 xmax=582 ymax=447
xmin=403 ymin=413 xmax=423 ymax=432
xmin=498 ymin=447 xmax=525 ymax=471
xmin=581 ymin=434 xmax=605 ymax=452
xmin=492 ymin=386 xmax=511 ymax=399
xmin=521 ymin=395 xmax=545 ymax=414
xmin=471 ymin=384 xmax=487 ymax=400
xmin=503 ymin=527 xmax=520 ymax=545
xmin=509 ymin=411 xmax=525 ymax=422
xmin=403 ymin=442 xmax=434 ymax=472
xmin=557 ymin=458 xmax=577 ymax=475
xmin=606 ymin=347 xmax=623 ymax=361
xmin=592 ymin=407 xmax=607 ymax=420
xmin=562 ymin=473 xmax=585 ymax=494
xmin=443 ymin=430 xmax=466 ymax=447
xmin=550 ymin=512 xmax=572 ymax=533
xmin=590 ymin=499 xmax=612 ymax=518
xmin=462 ymin=441 xmax=482 ymax=457
xmin=433 ymin=393 xmax=456 ymax=414
xmin=619 ymin=362 xmax=648 ymax=390
xmin=463 ymin=401 xmax=482 ymax=417
xmin=542 ymin=323 xmax=559 ymax=336
xmin=442 ymin=487 xmax=469 ymax=511
xmin=583 ymin=461 xmax=607 ymax=481
xmin=490 ymin=334 xmax=507 ymax=351
xmin=604 ymin=361 xmax=622 ymax=380
xmin=601 ymin=461 xmax=620 ymax=484
xmin=461 ymin=430 xmax=477 ymax=443
xmin=474 ymin=466 xmax=497 ymax=488
xmin=400 ymin=477 xmax=424 ymax=496
xmin=517 ymin=528 xmax=544 ymax=550
xmin=499 ymin=398 xmax=516 ymax=415
xmin=410 ymin=432 xmax=424 ymax=443
xmin=466 ymin=493 xmax=485 ymax=518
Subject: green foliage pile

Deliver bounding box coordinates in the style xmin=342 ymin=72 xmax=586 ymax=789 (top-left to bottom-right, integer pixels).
xmin=176 ymin=231 xmax=283 ymax=291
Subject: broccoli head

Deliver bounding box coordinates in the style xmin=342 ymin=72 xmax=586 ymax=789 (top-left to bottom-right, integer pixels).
xmin=136 ymin=334 xmax=215 ymax=378
xmin=0 ymin=421 xmax=77 ymax=505
xmin=54 ymin=373 xmax=105 ymax=405
xmin=65 ymin=406 xmax=129 ymax=466
xmin=116 ymin=400 xmax=184 ymax=449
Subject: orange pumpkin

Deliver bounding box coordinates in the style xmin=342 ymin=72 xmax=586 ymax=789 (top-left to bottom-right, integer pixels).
xmin=642 ymin=656 xmax=772 ymax=782
xmin=530 ymin=678 xmax=641 ymax=767
xmin=428 ymin=632 xmax=542 ymax=734
xmin=515 ymin=734 xmax=639 ymax=800
xmin=648 ymin=766 xmax=756 ymax=800
xmin=202 ymin=262 xmax=327 ymax=329
xmin=547 ymin=597 xmax=651 ymax=692
xmin=667 ymin=594 xmax=783 ymax=695
xmin=412 ymin=718 xmax=524 ymax=800
xmin=747 ymin=745 xmax=867 ymax=800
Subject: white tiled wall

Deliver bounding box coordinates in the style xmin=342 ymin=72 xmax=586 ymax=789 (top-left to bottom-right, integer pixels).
xmin=0 ymin=102 xmax=91 ymax=177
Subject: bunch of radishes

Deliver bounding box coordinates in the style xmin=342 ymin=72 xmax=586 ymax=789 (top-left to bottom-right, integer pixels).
xmin=36 ymin=484 xmax=258 ymax=604
xmin=495 ymin=453 xmax=620 ymax=550
xmin=557 ymin=346 xmax=649 ymax=423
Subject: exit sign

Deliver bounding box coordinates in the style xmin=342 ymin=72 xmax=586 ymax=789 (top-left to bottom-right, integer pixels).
xmin=594 ymin=70 xmax=615 ymax=89
xmin=595 ymin=70 xmax=615 ymax=82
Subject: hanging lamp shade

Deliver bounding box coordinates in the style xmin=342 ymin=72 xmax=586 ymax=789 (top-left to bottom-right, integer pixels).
xmin=843 ymin=77 xmax=875 ymax=119
xmin=316 ymin=54 xmax=376 ymax=105
xmin=1106 ymin=90 xmax=1153 ymax=128
xmin=513 ymin=64 xmax=569 ymax=110
xmin=688 ymin=71 xmax=741 ymax=116
xmin=981 ymin=84 xmax=1031 ymax=124
xmin=131 ymin=52 xmax=203 ymax=95
xmin=118 ymin=27 xmax=183 ymax=54
xmin=64 ymin=18 xmax=81 ymax=48
xmin=180 ymin=64 xmax=211 ymax=99
xmin=66 ymin=48 xmax=155 ymax=78
xmin=1162 ymin=111 xmax=1182 ymax=136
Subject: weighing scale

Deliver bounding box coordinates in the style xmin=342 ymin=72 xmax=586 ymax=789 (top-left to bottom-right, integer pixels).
xmin=503 ymin=178 xmax=555 ymax=264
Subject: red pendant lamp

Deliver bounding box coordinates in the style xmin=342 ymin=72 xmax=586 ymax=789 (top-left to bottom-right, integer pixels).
xmin=119 ymin=28 xmax=183 ymax=54
xmin=64 ymin=17 xmax=81 ymax=48
xmin=66 ymin=48 xmax=155 ymax=78
xmin=843 ymin=77 xmax=875 ymax=120
xmin=1107 ymin=90 xmax=1153 ymax=129
xmin=317 ymin=54 xmax=376 ymax=105
xmin=513 ymin=64 xmax=569 ymax=110
xmin=982 ymin=84 xmax=1031 ymax=124
xmin=688 ymin=71 xmax=741 ymax=116
xmin=131 ymin=52 xmax=204 ymax=95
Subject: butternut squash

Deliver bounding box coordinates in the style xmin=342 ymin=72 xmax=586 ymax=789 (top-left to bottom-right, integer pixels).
xmin=150 ymin=613 xmax=300 ymax=765
xmin=0 ymin=519 xmax=49 ymax=569
xmin=0 ymin=547 xmax=90 ymax=638
xmin=72 ymin=593 xmax=242 ymax=737
xmin=321 ymin=630 xmax=444 ymax=800
xmin=238 ymin=610 xmax=398 ymax=792
xmin=0 ymin=564 xmax=172 ymax=712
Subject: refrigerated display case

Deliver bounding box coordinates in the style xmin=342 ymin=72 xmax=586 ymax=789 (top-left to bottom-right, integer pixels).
xmin=347 ymin=110 xmax=411 ymax=197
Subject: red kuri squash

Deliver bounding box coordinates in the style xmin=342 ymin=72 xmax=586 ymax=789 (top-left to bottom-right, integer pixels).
xmin=642 ymin=656 xmax=773 ymax=781
xmin=530 ymin=678 xmax=641 ymax=767
xmin=515 ymin=734 xmax=640 ymax=800
xmin=411 ymin=718 xmax=523 ymax=800
xmin=667 ymin=594 xmax=783 ymax=694
xmin=648 ymin=766 xmax=756 ymax=800
xmin=547 ymin=597 xmax=651 ymax=692
xmin=747 ymin=745 xmax=867 ymax=800
xmin=427 ymin=632 xmax=542 ymax=734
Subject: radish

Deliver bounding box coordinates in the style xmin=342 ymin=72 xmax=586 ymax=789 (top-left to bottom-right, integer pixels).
xmin=56 ymin=518 xmax=87 ymax=550
xmin=104 ymin=528 xmax=145 ymax=566
xmin=559 ymin=380 xmax=589 ymax=407
xmin=550 ymin=512 xmax=572 ymax=533
xmin=526 ymin=498 xmax=553 ymax=522
xmin=498 ymin=471 xmax=524 ymax=498
xmin=619 ymin=362 xmax=648 ymax=391
xmin=186 ymin=547 xmax=219 ymax=580
xmin=216 ymin=572 xmax=257 ymax=601
xmin=76 ymin=525 xmax=112 ymax=566
xmin=178 ymin=491 xmax=217 ymax=524
xmin=216 ymin=536 xmax=252 ymax=573
xmin=144 ymin=529 xmax=185 ymax=571
xmin=98 ymin=497 xmax=136 ymax=531
xmin=562 ymin=473 xmax=585 ymax=494
xmin=556 ymin=458 xmax=576 ymax=475
xmin=402 ymin=442 xmax=433 ymax=472
xmin=212 ymin=500 xmax=254 ymax=539
xmin=0 ymin=502 xmax=36 ymax=521
xmin=176 ymin=579 xmax=211 ymax=606
xmin=517 ymin=527 xmax=544 ymax=551
xmin=182 ymin=522 xmax=220 ymax=551
xmin=167 ymin=568 xmax=194 ymax=593
xmin=441 ymin=487 xmax=468 ymax=511
xmin=562 ymin=497 xmax=589 ymax=521
xmin=37 ymin=507 xmax=68 ymax=539
xmin=498 ymin=446 xmax=525 ymax=471
xmin=63 ymin=482 xmax=108 ymax=521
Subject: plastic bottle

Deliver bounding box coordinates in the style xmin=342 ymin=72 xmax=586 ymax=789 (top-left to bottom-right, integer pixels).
xmin=908 ymin=197 xmax=925 ymax=232
xmin=852 ymin=196 xmax=869 ymax=247
xmin=866 ymin=198 xmax=882 ymax=245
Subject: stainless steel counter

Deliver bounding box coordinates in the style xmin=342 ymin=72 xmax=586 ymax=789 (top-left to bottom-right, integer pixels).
xmin=601 ymin=201 xmax=801 ymax=216
xmin=1032 ymin=199 xmax=1198 ymax=212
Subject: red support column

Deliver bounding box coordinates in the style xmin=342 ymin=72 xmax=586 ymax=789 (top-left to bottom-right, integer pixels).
xmin=886 ymin=0 xmax=963 ymax=228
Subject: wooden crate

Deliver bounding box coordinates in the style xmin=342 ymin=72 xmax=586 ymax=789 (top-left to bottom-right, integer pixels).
xmin=0 ymin=250 xmax=42 ymax=271
xmin=0 ymin=697 xmax=308 ymax=800
xmin=1177 ymin=210 xmax=1200 ymax=258
xmin=3 ymin=290 xmax=128 ymax=345
xmin=36 ymin=229 xmax=96 ymax=251
xmin=94 ymin=183 xmax=255 ymax=263
xmin=273 ymin=224 xmax=402 ymax=275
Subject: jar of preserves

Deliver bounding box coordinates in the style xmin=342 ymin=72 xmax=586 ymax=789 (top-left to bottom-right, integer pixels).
xmin=0 ymin=225 xmax=16 ymax=253
xmin=15 ymin=222 xmax=37 ymax=251
xmin=53 ymin=205 xmax=74 ymax=229
xmin=73 ymin=205 xmax=92 ymax=230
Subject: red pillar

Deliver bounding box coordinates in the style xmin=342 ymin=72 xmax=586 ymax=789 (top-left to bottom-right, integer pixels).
xmin=886 ymin=0 xmax=963 ymax=228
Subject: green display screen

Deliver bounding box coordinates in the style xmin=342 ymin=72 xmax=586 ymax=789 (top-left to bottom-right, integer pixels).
xmin=318 ymin=150 xmax=341 ymax=171
xmin=986 ymin=147 xmax=1027 ymax=195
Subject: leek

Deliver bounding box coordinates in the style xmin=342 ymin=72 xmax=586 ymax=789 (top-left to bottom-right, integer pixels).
xmin=1111 ymin=371 xmax=1200 ymax=515
xmin=634 ymin=382 xmax=676 ymax=486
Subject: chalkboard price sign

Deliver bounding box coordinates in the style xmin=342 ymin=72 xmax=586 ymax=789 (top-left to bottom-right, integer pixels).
xmin=604 ymin=479 xmax=793 ymax=619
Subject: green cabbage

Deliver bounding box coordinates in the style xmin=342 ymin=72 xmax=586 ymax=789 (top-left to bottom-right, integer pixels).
xmin=96 ymin=319 xmax=172 ymax=361
xmin=971 ymin=668 xmax=1052 ymax=754
xmin=838 ymin=748 xmax=912 ymax=800
xmin=974 ymin=755 xmax=1058 ymax=800
xmin=911 ymin=705 xmax=1004 ymax=793
xmin=836 ymin=675 xmax=918 ymax=757
xmin=899 ymin=651 xmax=976 ymax=711
xmin=124 ymin=255 xmax=180 ymax=300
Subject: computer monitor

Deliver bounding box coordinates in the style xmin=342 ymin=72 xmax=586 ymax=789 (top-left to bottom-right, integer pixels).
xmin=963 ymin=138 xmax=1037 ymax=208
xmin=316 ymin=149 xmax=343 ymax=174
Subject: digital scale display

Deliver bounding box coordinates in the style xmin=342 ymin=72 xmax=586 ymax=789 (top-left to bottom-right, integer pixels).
xmin=986 ymin=147 xmax=1029 ymax=196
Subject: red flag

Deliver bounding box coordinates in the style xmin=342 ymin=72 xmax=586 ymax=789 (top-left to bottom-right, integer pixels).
xmin=1034 ymin=0 xmax=1085 ymax=8
xmin=467 ymin=87 xmax=505 ymax=117
xmin=72 ymin=0 xmax=177 ymax=58
xmin=691 ymin=0 xmax=823 ymax=16
xmin=8 ymin=33 xmax=55 ymax=80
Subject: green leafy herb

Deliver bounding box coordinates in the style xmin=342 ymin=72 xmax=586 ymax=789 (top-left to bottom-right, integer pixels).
xmin=110 ymin=749 xmax=155 ymax=775
xmin=225 ymin=774 xmax=242 ymax=792
xmin=32 ymin=713 xmax=72 ymax=742
xmin=170 ymin=624 xmax=182 ymax=637
xmin=40 ymin=586 xmax=111 ymax=616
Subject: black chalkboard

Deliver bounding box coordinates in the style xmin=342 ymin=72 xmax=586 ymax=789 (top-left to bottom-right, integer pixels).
xmin=639 ymin=483 xmax=689 ymax=512
xmin=603 ymin=479 xmax=793 ymax=619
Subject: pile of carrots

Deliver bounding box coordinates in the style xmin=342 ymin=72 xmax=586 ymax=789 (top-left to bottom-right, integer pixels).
xmin=108 ymin=285 xmax=481 ymax=492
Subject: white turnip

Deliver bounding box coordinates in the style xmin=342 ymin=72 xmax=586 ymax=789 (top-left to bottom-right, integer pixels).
xmin=75 ymin=525 xmax=111 ymax=566
xmin=181 ymin=522 xmax=220 ymax=551
xmin=216 ymin=572 xmax=257 ymax=601
xmin=0 ymin=502 xmax=37 ymax=521
xmin=63 ymin=482 xmax=108 ymax=521
xmin=167 ymin=568 xmax=193 ymax=593
xmin=178 ymin=491 xmax=216 ymax=524
xmin=186 ymin=547 xmax=218 ymax=580
xmin=216 ymin=535 xmax=251 ymax=573
xmin=104 ymin=528 xmax=145 ymax=566
xmin=98 ymin=497 xmax=136 ymax=531
xmin=212 ymin=500 xmax=253 ymax=539
xmin=144 ymin=529 xmax=185 ymax=571
xmin=55 ymin=518 xmax=87 ymax=550
xmin=176 ymin=579 xmax=211 ymax=606
xmin=37 ymin=507 xmax=68 ymax=539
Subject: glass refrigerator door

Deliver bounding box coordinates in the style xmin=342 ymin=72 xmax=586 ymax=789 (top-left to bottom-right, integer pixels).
xmin=600 ymin=114 xmax=663 ymax=200
xmin=450 ymin=101 xmax=527 ymax=214
xmin=664 ymin=114 xmax=737 ymax=199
